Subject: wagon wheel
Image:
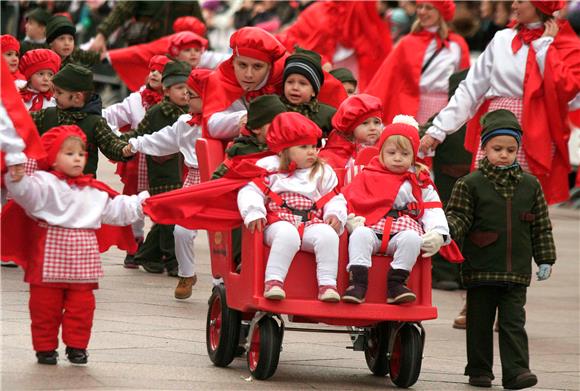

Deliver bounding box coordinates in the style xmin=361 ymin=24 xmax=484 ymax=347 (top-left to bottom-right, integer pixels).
xmin=364 ymin=322 xmax=390 ymax=376
xmin=247 ymin=316 xmax=282 ymax=380
xmin=389 ymin=323 xmax=423 ymax=388
xmin=206 ymin=284 xmax=241 ymax=367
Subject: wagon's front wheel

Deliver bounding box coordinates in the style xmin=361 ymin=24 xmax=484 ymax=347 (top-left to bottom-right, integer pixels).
xmin=389 ymin=323 xmax=423 ymax=388
xmin=206 ymin=284 xmax=241 ymax=367
xmin=247 ymin=316 xmax=282 ymax=380
xmin=364 ymin=322 xmax=389 ymax=376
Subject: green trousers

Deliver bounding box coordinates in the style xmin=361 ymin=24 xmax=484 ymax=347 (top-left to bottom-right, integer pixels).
xmin=465 ymin=285 xmax=530 ymax=383
xmin=134 ymin=223 xmax=177 ymax=269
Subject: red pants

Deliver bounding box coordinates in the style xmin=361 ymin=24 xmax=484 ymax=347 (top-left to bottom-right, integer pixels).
xmin=28 ymin=285 xmax=96 ymax=352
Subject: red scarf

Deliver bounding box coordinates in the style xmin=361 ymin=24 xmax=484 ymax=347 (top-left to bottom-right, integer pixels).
xmin=140 ymin=86 xmax=163 ymax=110
xmin=511 ymin=25 xmax=545 ymax=53
xmin=20 ymin=88 xmax=53 ymax=112
xmin=50 ymin=171 xmax=119 ymax=197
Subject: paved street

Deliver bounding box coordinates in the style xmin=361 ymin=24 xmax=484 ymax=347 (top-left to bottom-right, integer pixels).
xmin=1 ymin=159 xmax=578 ymax=390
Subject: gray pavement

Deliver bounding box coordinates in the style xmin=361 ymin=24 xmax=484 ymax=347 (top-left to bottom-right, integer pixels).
xmin=1 ymin=159 xmax=579 ymax=390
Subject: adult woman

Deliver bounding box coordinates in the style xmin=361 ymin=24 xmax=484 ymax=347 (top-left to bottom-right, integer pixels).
xmin=420 ymin=0 xmax=580 ymax=204
xmin=365 ymin=0 xmax=470 ymax=125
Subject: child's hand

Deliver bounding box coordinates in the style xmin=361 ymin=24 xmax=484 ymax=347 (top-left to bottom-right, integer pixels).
xmin=536 ymin=264 xmax=552 ymax=281
xmin=421 ymin=231 xmax=444 ymax=257
xmin=247 ymin=218 xmax=266 ymax=234
xmin=8 ymin=164 xmax=25 ymax=182
xmin=122 ymin=144 xmax=135 ymax=157
xmin=419 ymin=134 xmax=440 ymax=156
xmin=325 ymin=215 xmax=341 ymax=233
xmin=345 ymin=213 xmax=365 ymax=233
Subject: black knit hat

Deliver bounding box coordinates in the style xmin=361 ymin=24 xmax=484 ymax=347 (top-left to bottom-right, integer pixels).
xmin=283 ymin=47 xmax=324 ymax=95
xmin=52 ymin=63 xmax=93 ymax=92
xmin=46 ymin=15 xmax=76 ymax=44
xmin=247 ymin=94 xmax=287 ymax=130
xmin=480 ymin=109 xmax=523 ymax=146
xmin=26 ymin=7 xmax=51 ymax=26
xmin=329 ymin=68 xmax=357 ymax=86
xmin=162 ymin=60 xmax=192 ymax=88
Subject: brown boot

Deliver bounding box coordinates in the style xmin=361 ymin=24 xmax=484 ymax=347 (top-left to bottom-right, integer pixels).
xmin=387 ymin=268 xmax=416 ymax=304
xmin=453 ymin=303 xmax=467 ymax=329
xmin=342 ymin=266 xmax=369 ymax=304
xmin=174 ymin=275 xmax=197 ymax=299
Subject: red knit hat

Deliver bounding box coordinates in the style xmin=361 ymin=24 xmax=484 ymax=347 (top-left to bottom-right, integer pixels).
xmin=377 ymin=115 xmax=420 ymax=156
xmin=19 ymin=49 xmax=61 ymax=79
xmin=332 ymin=94 xmax=382 ymax=134
xmin=1 ymin=34 xmax=20 ymax=54
xmin=173 ymin=16 xmax=207 ymax=36
xmin=39 ymin=125 xmax=86 ymax=170
xmin=530 ymin=0 xmax=564 ymax=15
xmin=230 ymin=27 xmax=286 ymax=64
xmin=168 ymin=31 xmax=208 ymax=57
xmin=187 ymin=68 xmax=211 ymax=96
xmin=149 ymin=55 xmax=171 ymax=73
xmin=266 ymin=112 xmax=322 ymax=153
xmin=416 ymin=0 xmax=456 ymax=22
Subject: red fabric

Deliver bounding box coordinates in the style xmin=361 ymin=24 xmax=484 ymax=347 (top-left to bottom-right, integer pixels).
xmin=187 ymin=113 xmax=202 ymax=126
xmin=332 ymin=93 xmax=382 ymax=133
xmin=511 ymin=26 xmax=545 ymax=54
xmin=365 ymin=31 xmax=470 ymax=124
xmin=18 ymin=49 xmax=61 ymax=79
xmin=416 ymin=0 xmax=455 ymax=22
xmin=187 ymin=68 xmax=211 ymax=96
xmin=316 ymin=69 xmax=348 ymax=109
xmin=570 ymin=109 xmax=580 ymax=128
xmin=20 ymin=88 xmax=53 ymax=112
xmin=377 ymin=121 xmax=421 ymax=156
xmin=140 ymin=86 xmax=163 ymax=110
xmin=230 ymin=27 xmax=286 ymax=64
xmin=319 ymin=130 xmax=356 ymax=169
xmin=168 ymin=31 xmax=208 ymax=57
xmin=173 ymin=16 xmax=206 ymax=36
xmin=266 ymin=112 xmax=322 ymax=153
xmin=1 ymin=34 xmax=19 ymax=53
xmin=148 ymin=54 xmax=170 ymax=73
xmin=530 ymin=0 xmax=564 ymax=14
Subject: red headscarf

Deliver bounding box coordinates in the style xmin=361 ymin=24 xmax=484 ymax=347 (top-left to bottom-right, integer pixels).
xmin=416 ymin=0 xmax=456 ymax=22
xmin=530 ymin=0 xmax=564 ymax=15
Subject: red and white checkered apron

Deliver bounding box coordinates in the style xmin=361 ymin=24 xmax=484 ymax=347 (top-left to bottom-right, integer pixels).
xmin=136 ymin=152 xmax=149 ymax=192
xmin=41 ymin=224 xmax=103 ymax=283
xmin=416 ymin=92 xmax=449 ymax=125
xmin=182 ymin=167 xmax=201 ymax=188
xmin=266 ymin=192 xmax=324 ymax=229
xmin=370 ymin=214 xmax=424 ymax=237
xmin=24 ymin=158 xmax=38 ymax=176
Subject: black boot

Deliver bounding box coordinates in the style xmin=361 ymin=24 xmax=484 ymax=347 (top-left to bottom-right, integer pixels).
xmin=387 ymin=268 xmax=416 ymax=304
xmin=36 ymin=350 xmax=58 ymax=365
xmin=123 ymin=238 xmax=143 ymax=269
xmin=65 ymin=347 xmax=88 ymax=365
xmin=342 ymin=266 xmax=369 ymax=304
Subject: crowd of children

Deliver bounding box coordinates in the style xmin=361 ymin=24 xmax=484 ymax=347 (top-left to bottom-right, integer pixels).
xmin=2 ymin=2 xmax=577 ymax=389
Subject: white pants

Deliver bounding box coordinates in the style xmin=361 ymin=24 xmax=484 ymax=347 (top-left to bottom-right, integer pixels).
xmin=264 ymin=221 xmax=339 ymax=286
xmin=347 ymin=227 xmax=421 ymax=272
xmin=174 ymin=225 xmax=197 ymax=277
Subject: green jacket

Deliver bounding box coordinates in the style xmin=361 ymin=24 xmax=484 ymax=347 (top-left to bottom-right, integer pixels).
xmin=282 ymin=97 xmax=336 ymax=137
xmin=211 ymin=134 xmax=268 ymax=180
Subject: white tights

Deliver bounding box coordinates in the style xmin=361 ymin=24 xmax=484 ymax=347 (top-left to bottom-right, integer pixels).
xmin=174 ymin=225 xmax=197 ymax=277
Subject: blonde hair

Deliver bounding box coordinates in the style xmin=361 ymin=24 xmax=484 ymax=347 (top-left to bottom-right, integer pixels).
xmin=279 ymin=148 xmax=324 ymax=180
xmin=410 ymin=17 xmax=449 ymax=40
xmin=379 ymin=135 xmax=429 ymax=177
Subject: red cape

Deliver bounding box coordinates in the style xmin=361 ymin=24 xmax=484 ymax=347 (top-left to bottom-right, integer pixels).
xmin=319 ymin=130 xmax=355 ymax=169
xmin=365 ymin=31 xmax=470 ymax=124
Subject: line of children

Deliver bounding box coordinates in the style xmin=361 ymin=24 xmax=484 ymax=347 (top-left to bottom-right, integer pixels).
xmin=18 ymin=49 xmax=61 ymax=112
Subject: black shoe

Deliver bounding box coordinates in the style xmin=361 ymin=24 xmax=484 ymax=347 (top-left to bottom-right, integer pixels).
xmin=503 ymin=372 xmax=537 ymax=389
xmin=469 ymin=375 xmax=492 ymax=387
xmin=65 ymin=347 xmax=88 ymax=365
xmin=123 ymin=253 xmax=139 ymax=269
xmin=342 ymin=266 xmax=369 ymax=304
xmin=36 ymin=350 xmax=58 ymax=365
xmin=140 ymin=262 xmax=165 ymax=274
xmin=432 ymin=280 xmax=461 ymax=291
xmin=166 ymin=264 xmax=179 ymax=277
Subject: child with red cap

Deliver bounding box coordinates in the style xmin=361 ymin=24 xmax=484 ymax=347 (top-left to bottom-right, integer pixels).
xmin=18 ymin=49 xmax=61 ymax=112
xmin=1 ymin=34 xmax=27 ymax=89
xmin=341 ymin=115 xmax=450 ymax=305
xmin=237 ymin=112 xmax=347 ymax=302
xmin=168 ymin=31 xmax=208 ymax=68
xmin=3 ymin=125 xmax=149 ymax=366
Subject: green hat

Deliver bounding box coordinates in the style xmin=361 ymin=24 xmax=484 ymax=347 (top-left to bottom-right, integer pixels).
xmin=480 ymin=109 xmax=523 ymax=146
xmin=283 ymin=47 xmax=324 ymax=95
xmin=46 ymin=15 xmax=76 ymax=44
xmin=162 ymin=60 xmax=192 ymax=88
xmin=52 ymin=63 xmax=93 ymax=92
xmin=26 ymin=7 xmax=51 ymax=26
xmin=329 ymin=68 xmax=357 ymax=86
xmin=448 ymin=68 xmax=469 ymax=99
xmin=247 ymin=94 xmax=287 ymax=130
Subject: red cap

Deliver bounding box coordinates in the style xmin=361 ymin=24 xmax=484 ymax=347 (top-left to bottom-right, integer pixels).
xmin=530 ymin=1 xmax=564 ymax=15
xmin=230 ymin=27 xmax=286 ymax=64
xmin=266 ymin=112 xmax=322 ymax=153
xmin=187 ymin=68 xmax=211 ymax=96
xmin=19 ymin=49 xmax=61 ymax=79
xmin=149 ymin=55 xmax=171 ymax=73
xmin=168 ymin=31 xmax=208 ymax=57
xmin=416 ymin=0 xmax=456 ymax=22
xmin=377 ymin=115 xmax=420 ymax=157
xmin=173 ymin=16 xmax=207 ymax=36
xmin=1 ymin=34 xmax=20 ymax=54
xmin=39 ymin=125 xmax=86 ymax=170
xmin=332 ymin=94 xmax=382 ymax=134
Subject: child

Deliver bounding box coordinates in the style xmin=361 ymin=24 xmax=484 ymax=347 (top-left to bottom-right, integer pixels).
xmin=45 ymin=15 xmax=102 ymax=69
xmin=3 ymin=125 xmax=148 ymax=365
xmin=122 ymin=68 xmax=210 ymax=298
xmin=18 ymin=49 xmax=61 ymax=112
xmin=1 ymin=35 xmax=27 ymax=89
xmin=341 ymin=115 xmax=449 ymax=304
xmin=329 ymin=67 xmax=357 ymax=96
xmin=121 ymin=60 xmax=192 ymax=276
xmin=445 ymin=109 xmax=556 ymax=389
xmin=21 ymin=7 xmax=51 ymax=54
xmin=30 ymin=63 xmax=129 ymax=177
xmin=168 ymin=31 xmax=208 ymax=68
xmin=237 ymin=112 xmax=347 ymax=302
xmin=282 ymin=48 xmax=337 ymax=136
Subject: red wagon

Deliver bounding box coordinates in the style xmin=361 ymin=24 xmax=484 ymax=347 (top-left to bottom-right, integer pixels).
xmin=197 ymin=138 xmax=437 ymax=388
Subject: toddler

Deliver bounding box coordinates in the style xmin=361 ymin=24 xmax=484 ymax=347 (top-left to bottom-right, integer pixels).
xmin=18 ymin=49 xmax=61 ymax=111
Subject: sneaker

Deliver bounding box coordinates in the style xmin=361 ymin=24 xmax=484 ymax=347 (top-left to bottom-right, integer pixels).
xmin=318 ymin=285 xmax=340 ymax=302
xmin=503 ymin=372 xmax=537 ymax=389
xmin=65 ymin=347 xmax=88 ymax=365
xmin=264 ymin=280 xmax=286 ymax=300
xmin=469 ymin=375 xmax=492 ymax=388
xmin=36 ymin=350 xmax=58 ymax=365
xmin=175 ymin=275 xmax=197 ymax=299
xmin=453 ymin=303 xmax=467 ymax=329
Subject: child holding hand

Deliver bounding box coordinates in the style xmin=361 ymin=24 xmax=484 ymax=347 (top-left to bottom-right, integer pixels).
xmin=18 ymin=49 xmax=61 ymax=112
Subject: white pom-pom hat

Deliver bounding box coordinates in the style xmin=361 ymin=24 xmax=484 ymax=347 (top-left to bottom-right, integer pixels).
xmin=377 ymin=114 xmax=421 ymax=155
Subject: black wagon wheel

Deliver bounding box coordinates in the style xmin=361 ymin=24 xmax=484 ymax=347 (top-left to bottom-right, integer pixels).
xmin=206 ymin=284 xmax=241 ymax=367
xmin=364 ymin=322 xmax=390 ymax=376
xmin=389 ymin=323 xmax=424 ymax=388
xmin=247 ymin=316 xmax=282 ymax=380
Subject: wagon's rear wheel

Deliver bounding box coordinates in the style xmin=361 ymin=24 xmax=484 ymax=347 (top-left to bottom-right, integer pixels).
xmin=206 ymin=284 xmax=241 ymax=367
xmin=247 ymin=316 xmax=282 ymax=380
xmin=389 ymin=323 xmax=423 ymax=388
xmin=364 ymin=322 xmax=390 ymax=376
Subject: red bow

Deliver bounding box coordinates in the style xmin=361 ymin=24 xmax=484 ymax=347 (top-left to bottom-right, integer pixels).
xmin=20 ymin=89 xmax=53 ymax=112
xmin=415 ymin=30 xmax=449 ymax=50
xmin=186 ymin=113 xmax=202 ymax=126
xmin=50 ymin=171 xmax=118 ymax=197
xmin=511 ymin=26 xmax=545 ymax=53
xmin=140 ymin=87 xmax=163 ymax=110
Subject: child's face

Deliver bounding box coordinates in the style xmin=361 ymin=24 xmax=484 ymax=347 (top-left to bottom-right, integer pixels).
xmin=29 ymin=70 xmax=54 ymax=92
xmin=176 ymin=47 xmax=203 ymax=68
xmin=147 ymin=69 xmax=162 ymax=90
xmin=284 ymin=74 xmax=314 ymax=105
xmin=53 ymin=86 xmax=84 ymax=109
xmin=353 ymin=117 xmax=382 ymax=146
xmin=53 ymin=138 xmax=87 ymax=177
xmin=381 ymin=139 xmax=413 ymax=173
xmin=25 ymin=19 xmax=46 ymax=41
xmin=50 ymin=34 xmax=74 ymax=57
xmin=2 ymin=50 xmax=19 ymax=73
xmin=187 ymin=87 xmax=202 ymax=113
xmin=342 ymin=81 xmax=357 ymax=96
xmin=233 ymin=55 xmax=270 ymax=91
xmin=482 ymin=135 xmax=518 ymax=167
xmin=288 ymin=144 xmax=318 ymax=169
xmin=251 ymin=123 xmax=270 ymax=144
xmin=164 ymin=82 xmax=190 ymax=106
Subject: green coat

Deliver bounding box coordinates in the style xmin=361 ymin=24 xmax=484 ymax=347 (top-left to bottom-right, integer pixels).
xmin=282 ymin=97 xmax=336 ymax=137
xmin=211 ymin=134 xmax=268 ymax=179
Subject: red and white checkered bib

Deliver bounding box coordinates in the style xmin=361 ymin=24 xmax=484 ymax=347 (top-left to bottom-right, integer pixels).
xmin=370 ymin=213 xmax=424 ymax=237
xmin=416 ymin=92 xmax=449 ymax=125
xmin=267 ymin=192 xmax=324 ymax=228
xmin=136 ymin=152 xmax=149 ymax=192
xmin=41 ymin=224 xmax=103 ymax=283
xmin=182 ymin=167 xmax=201 ymax=188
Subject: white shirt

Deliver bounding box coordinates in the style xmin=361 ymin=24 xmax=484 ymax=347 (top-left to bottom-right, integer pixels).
xmin=0 ymin=102 xmax=27 ymax=166
xmin=129 ymin=113 xmax=201 ymax=168
xmin=419 ymin=27 xmax=464 ymax=94
xmin=102 ymin=86 xmax=147 ymax=135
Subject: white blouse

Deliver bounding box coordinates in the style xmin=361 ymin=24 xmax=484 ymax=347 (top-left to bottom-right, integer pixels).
xmin=102 ymin=87 xmax=147 ymax=134
xmin=0 ymin=102 xmax=26 ymax=166
xmin=419 ymin=27 xmax=464 ymax=94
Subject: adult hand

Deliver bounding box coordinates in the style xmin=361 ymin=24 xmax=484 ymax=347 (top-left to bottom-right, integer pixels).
xmin=247 ymin=218 xmax=266 ymax=234
xmin=122 ymin=144 xmax=135 ymax=158
xmin=421 ymin=230 xmax=444 ymax=257
xmin=325 ymin=214 xmax=341 ymax=233
xmin=536 ymin=264 xmax=552 ymax=281
xmin=89 ymin=33 xmax=107 ymax=53
xmin=542 ymin=19 xmax=559 ymax=38
xmin=8 ymin=164 xmax=25 ymax=182
xmin=419 ymin=134 xmax=440 ymax=156
xmin=345 ymin=213 xmax=365 ymax=234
